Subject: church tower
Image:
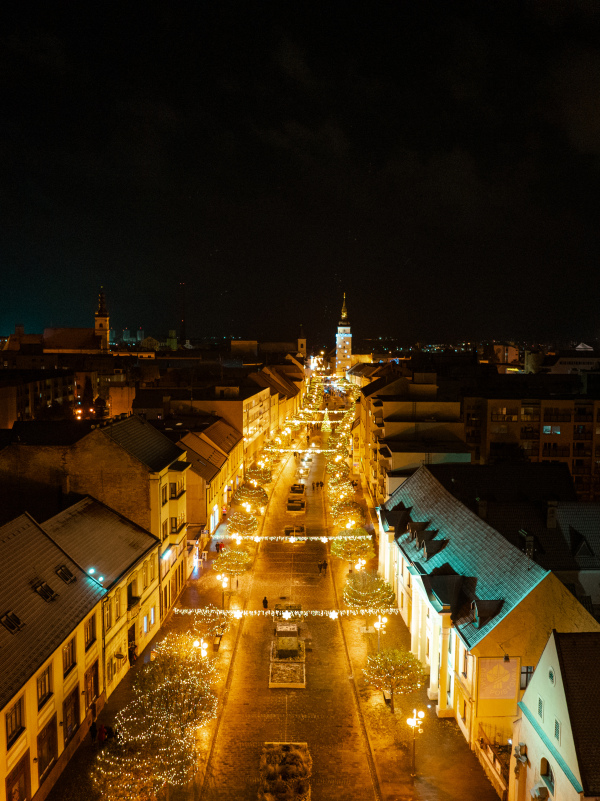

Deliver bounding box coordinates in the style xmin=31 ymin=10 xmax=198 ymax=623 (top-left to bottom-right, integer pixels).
xmin=336 ymin=293 xmax=352 ymax=376
xmin=94 ymin=287 xmax=110 ymax=351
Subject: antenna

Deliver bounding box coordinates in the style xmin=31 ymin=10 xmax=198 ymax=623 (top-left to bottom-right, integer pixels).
xmin=179 ymin=281 xmax=187 ymax=344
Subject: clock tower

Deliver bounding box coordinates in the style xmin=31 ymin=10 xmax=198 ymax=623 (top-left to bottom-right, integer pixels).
xmin=336 ymin=293 xmax=352 ymax=376
xmin=94 ymin=287 xmax=110 ymax=351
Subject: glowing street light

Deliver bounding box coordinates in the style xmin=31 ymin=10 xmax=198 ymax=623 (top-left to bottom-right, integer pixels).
xmin=406 ymin=709 xmax=425 ymax=778
xmin=193 ymin=638 xmax=209 ymax=658
xmin=373 ymin=613 xmax=388 ymax=652
xmin=216 ymin=573 xmax=229 ymax=609
xmin=355 ymin=558 xmax=366 ymax=572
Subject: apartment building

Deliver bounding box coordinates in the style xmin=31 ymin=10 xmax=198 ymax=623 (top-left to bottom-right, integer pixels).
xmin=465 ymin=394 xmax=600 ymax=500
xmin=0 ymin=515 xmax=106 ymax=801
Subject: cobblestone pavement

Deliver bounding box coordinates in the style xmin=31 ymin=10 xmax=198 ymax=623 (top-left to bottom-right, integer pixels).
xmin=46 ymin=421 xmax=498 ymax=801
xmin=200 ymin=442 xmax=378 ymax=801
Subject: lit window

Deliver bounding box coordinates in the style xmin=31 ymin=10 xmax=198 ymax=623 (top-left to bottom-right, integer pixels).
xmin=143 ymin=615 xmax=148 ymax=634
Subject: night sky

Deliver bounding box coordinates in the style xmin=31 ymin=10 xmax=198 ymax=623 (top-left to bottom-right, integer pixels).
xmin=2 ymin=1 xmax=600 ymax=346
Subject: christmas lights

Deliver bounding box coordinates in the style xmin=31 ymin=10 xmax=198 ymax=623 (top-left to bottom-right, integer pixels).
xmin=226 ymin=510 xmax=259 ymax=536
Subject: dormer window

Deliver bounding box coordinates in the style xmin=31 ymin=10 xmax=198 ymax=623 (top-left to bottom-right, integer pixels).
xmin=34 ymin=581 xmax=58 ymax=602
xmin=1 ymin=611 xmax=24 ymax=634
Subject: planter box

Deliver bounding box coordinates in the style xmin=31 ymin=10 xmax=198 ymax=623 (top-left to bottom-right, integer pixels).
xmin=271 ymin=640 xmax=306 ymax=663
xmin=259 ymin=743 xmax=311 ymax=801
xmin=269 ymin=661 xmax=306 ymax=688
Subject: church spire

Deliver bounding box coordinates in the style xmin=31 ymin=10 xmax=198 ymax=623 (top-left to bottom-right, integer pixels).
xmin=340 ymin=292 xmax=348 ymax=323
xmin=96 ymin=286 xmax=108 ymax=317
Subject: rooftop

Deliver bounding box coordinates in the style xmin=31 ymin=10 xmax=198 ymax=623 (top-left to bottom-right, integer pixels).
xmin=42 ymin=496 xmax=159 ymax=588
xmin=0 ymin=514 xmax=106 ymax=712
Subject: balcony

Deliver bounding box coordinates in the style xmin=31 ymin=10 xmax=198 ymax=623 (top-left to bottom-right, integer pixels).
xmin=573 ymin=431 xmax=592 ymax=441
xmin=543 ymin=413 xmax=572 ymax=422
xmin=573 ymin=447 xmax=592 ymax=457
xmin=542 ymin=446 xmax=570 ymax=458
xmin=491 ymin=414 xmax=518 ymax=422
xmin=475 ymin=724 xmax=510 ymax=799
xmin=520 ymin=428 xmax=540 ymax=440
xmin=127 ymin=596 xmax=141 ymax=621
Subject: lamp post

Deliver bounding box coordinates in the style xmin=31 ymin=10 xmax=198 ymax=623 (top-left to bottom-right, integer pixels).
xmin=406 ymin=709 xmax=425 ymax=779
xmin=216 ymin=574 xmax=229 ymax=609
xmin=373 ymin=613 xmax=387 ymax=652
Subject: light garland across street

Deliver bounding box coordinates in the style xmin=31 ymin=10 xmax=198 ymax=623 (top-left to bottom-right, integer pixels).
xmin=175 ymin=607 xmax=400 ymax=619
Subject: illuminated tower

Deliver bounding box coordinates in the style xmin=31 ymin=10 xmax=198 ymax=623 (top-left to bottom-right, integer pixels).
xmin=94 ymin=287 xmax=110 ymax=351
xmin=336 ymin=293 xmax=352 ymax=376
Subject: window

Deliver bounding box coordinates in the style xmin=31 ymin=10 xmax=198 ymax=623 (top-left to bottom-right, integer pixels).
xmin=143 ymin=615 xmax=148 ymax=634
xmin=161 ymin=484 xmax=167 ymax=505
xmin=62 ymin=686 xmax=80 ymax=745
xmin=6 ymin=696 xmax=24 ymax=747
xmin=37 ymin=715 xmax=57 ymax=779
xmin=541 ymin=759 xmax=554 ymax=794
xmin=548 ymin=667 xmax=555 ymax=684
xmin=150 ymin=556 xmax=156 ymax=582
xmin=162 ymin=519 xmax=168 ymax=540
xmin=521 ymin=665 xmax=534 ymax=689
xmin=104 ymin=600 xmax=112 ymax=631
xmin=543 ymin=425 xmax=561 ymax=435
xmin=115 ymin=589 xmax=121 ymax=620
xmin=84 ymin=661 xmax=99 ymax=710
xmin=554 ymin=719 xmax=561 ymax=743
xmin=462 ymin=649 xmax=468 ymax=678
xmin=37 ymin=665 xmax=52 ymax=709
xmin=170 ymin=482 xmax=177 ymax=498
xmin=63 ymin=637 xmax=76 ymax=676
xmin=537 ymin=696 xmax=544 ymax=720
xmin=171 ymin=516 xmax=178 ymax=533
xmin=150 ymin=606 xmax=155 ymax=626
xmin=143 ymin=561 xmax=148 ymax=589
xmin=84 ymin=614 xmax=96 ymax=650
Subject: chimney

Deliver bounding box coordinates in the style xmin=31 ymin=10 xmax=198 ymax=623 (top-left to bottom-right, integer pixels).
xmin=547 ymin=500 xmax=558 ymax=530
xmin=61 ymin=474 xmax=70 ymax=496
xmin=477 ymin=498 xmax=488 ymax=520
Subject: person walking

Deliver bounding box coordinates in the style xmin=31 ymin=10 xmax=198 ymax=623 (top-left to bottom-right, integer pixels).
xmin=318 ymin=561 xmax=322 ymax=574
xmin=322 ymin=559 xmax=328 ymax=573
xmin=90 ymin=720 xmax=97 ymax=746
xmin=97 ymin=723 xmax=106 ymax=748
xmin=262 ymin=596 xmax=269 ymax=609
xmin=312 ymin=482 xmax=315 ymax=491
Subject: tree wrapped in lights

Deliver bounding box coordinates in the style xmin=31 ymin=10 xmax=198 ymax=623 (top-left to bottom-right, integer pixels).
xmin=92 ymin=633 xmax=218 ymax=800
xmin=363 ymin=648 xmax=424 ymax=713
xmin=326 ymin=479 xmax=354 ymax=502
xmin=232 ymin=482 xmax=268 ymax=507
xmin=246 ymin=465 xmax=272 ymax=485
xmin=332 ymin=500 xmax=365 ymax=528
xmin=331 ymin=534 xmax=375 ymax=567
xmin=322 ymin=409 xmax=331 ymax=432
xmin=213 ymin=547 xmax=252 ymax=580
xmin=188 ymin=605 xmax=231 ymax=638
xmin=326 ymin=459 xmax=350 ymax=477
xmin=226 ymin=510 xmax=258 ymax=537
xmin=343 ymin=570 xmax=395 ymax=628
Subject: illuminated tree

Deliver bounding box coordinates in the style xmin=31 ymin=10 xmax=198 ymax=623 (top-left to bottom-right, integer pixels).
xmin=92 ymin=634 xmax=217 ymax=800
xmin=363 ymin=648 xmax=424 ymax=713
xmin=232 ymin=482 xmax=268 ymax=507
xmin=332 ymin=500 xmax=365 ymax=528
xmin=343 ymin=570 xmax=395 ymax=628
xmin=330 ymin=535 xmax=375 ymax=567
xmin=226 ymin=510 xmax=258 ymax=537
xmin=245 ymin=465 xmax=272 ymax=485
xmin=213 ymin=547 xmax=252 ymax=581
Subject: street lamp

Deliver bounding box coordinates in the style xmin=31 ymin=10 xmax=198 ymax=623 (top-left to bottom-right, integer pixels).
xmin=373 ymin=614 xmax=387 ymax=652
xmin=355 ymin=558 xmax=366 ymax=572
xmin=406 ymin=709 xmax=425 ymax=779
xmin=193 ymin=639 xmax=208 ymax=658
xmin=216 ymin=574 xmax=229 ymax=609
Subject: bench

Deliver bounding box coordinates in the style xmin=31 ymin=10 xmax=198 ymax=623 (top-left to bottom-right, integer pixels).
xmin=382 ymin=690 xmax=392 ymax=705
xmin=213 ymin=635 xmax=222 ymax=651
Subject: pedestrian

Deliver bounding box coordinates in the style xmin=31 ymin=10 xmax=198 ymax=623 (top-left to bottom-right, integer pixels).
xmin=97 ymin=724 xmax=106 ymax=747
xmin=322 ymin=559 xmax=328 ymax=573
xmin=318 ymin=561 xmax=322 ymax=574
xmin=312 ymin=482 xmax=315 ymax=491
xmin=106 ymin=725 xmax=114 ymax=742
xmin=215 ymin=540 xmax=219 ymax=552
xmin=90 ymin=720 xmax=97 ymax=746
xmin=262 ymin=596 xmax=269 ymax=609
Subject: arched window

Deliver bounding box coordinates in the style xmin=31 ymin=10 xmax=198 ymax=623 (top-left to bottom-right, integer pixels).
xmin=541 ymin=758 xmax=555 ymax=793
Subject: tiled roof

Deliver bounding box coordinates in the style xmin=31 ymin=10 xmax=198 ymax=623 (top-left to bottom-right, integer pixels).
xmin=42 ymin=327 xmax=101 ymax=350
xmin=203 ymin=419 xmax=242 ymax=454
xmin=0 ymin=514 xmax=106 ymax=712
xmin=101 ymin=415 xmax=184 ymax=472
xmin=554 ymin=632 xmax=600 ymax=795
xmin=385 ymin=466 xmax=548 ymax=648
xmin=10 ymin=420 xmax=94 ymax=446
xmin=180 ymin=444 xmax=220 ymax=483
xmin=42 ymin=497 xmax=159 ymax=587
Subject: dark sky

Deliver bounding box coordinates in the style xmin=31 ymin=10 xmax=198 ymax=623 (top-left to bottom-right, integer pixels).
xmin=2 ymin=1 xmax=600 ymax=346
